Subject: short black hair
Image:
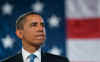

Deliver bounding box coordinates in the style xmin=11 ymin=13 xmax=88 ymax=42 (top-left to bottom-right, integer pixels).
xmin=16 ymin=11 xmax=41 ymax=29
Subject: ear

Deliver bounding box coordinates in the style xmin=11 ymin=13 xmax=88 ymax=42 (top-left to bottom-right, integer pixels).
xmin=16 ymin=29 xmax=23 ymax=39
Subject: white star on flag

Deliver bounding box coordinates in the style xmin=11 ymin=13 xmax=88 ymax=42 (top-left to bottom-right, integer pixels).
xmin=48 ymin=15 xmax=60 ymax=28
xmin=31 ymin=1 xmax=44 ymax=13
xmin=2 ymin=2 xmax=13 ymax=15
xmin=1 ymin=35 xmax=14 ymax=48
xmin=48 ymin=46 xmax=62 ymax=55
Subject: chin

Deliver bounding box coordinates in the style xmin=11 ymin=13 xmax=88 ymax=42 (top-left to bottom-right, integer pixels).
xmin=31 ymin=42 xmax=44 ymax=47
xmin=31 ymin=40 xmax=44 ymax=46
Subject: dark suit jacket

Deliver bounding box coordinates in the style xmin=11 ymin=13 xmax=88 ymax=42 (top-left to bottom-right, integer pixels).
xmin=1 ymin=51 xmax=69 ymax=62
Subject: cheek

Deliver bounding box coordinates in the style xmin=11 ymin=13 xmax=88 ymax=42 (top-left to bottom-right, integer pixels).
xmin=23 ymin=29 xmax=35 ymax=38
xmin=27 ymin=31 xmax=34 ymax=35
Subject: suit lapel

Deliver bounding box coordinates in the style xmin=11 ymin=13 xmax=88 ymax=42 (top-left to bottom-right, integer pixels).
xmin=17 ymin=52 xmax=23 ymax=62
xmin=41 ymin=51 xmax=47 ymax=62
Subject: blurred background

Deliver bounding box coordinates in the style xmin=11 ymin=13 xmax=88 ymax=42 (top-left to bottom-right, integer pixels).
xmin=0 ymin=0 xmax=100 ymax=62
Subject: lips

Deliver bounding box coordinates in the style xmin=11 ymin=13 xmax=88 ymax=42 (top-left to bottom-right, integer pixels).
xmin=35 ymin=34 xmax=45 ymax=37
xmin=37 ymin=36 xmax=44 ymax=39
xmin=35 ymin=34 xmax=45 ymax=40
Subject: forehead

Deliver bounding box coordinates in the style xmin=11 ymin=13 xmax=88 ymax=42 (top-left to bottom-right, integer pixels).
xmin=25 ymin=14 xmax=43 ymax=23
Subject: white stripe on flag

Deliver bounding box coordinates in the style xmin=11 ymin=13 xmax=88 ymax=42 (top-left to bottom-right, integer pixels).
xmin=66 ymin=39 xmax=100 ymax=62
xmin=66 ymin=0 xmax=98 ymax=18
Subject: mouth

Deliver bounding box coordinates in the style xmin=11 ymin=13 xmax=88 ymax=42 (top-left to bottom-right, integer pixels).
xmin=35 ymin=34 xmax=45 ymax=37
xmin=37 ymin=36 xmax=44 ymax=40
xmin=35 ymin=34 xmax=45 ymax=40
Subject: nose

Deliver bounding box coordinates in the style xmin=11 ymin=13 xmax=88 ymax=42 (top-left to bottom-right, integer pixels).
xmin=37 ymin=24 xmax=44 ymax=32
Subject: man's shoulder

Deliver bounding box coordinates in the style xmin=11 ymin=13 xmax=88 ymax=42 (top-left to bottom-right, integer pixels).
xmin=1 ymin=52 xmax=23 ymax=62
xmin=44 ymin=53 xmax=69 ymax=62
xmin=1 ymin=55 xmax=17 ymax=62
xmin=45 ymin=53 xmax=67 ymax=59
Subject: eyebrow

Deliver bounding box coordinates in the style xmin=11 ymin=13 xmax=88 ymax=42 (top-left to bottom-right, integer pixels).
xmin=31 ymin=22 xmax=44 ymax=24
xmin=30 ymin=22 xmax=44 ymax=26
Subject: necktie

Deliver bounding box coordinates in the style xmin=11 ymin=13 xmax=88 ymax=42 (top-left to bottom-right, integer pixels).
xmin=29 ymin=54 xmax=36 ymax=62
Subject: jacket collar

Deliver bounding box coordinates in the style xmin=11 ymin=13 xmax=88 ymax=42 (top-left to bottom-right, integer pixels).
xmin=17 ymin=50 xmax=47 ymax=62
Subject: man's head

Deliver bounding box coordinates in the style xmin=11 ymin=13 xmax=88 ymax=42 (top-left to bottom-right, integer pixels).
xmin=16 ymin=12 xmax=46 ymax=47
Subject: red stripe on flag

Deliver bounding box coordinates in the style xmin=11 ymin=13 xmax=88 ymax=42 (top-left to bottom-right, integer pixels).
xmin=67 ymin=18 xmax=100 ymax=38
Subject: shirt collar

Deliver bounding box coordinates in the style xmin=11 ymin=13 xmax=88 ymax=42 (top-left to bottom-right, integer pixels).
xmin=22 ymin=48 xmax=41 ymax=61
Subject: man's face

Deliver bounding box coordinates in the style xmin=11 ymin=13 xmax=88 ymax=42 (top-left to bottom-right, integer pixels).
xmin=16 ymin=14 xmax=46 ymax=47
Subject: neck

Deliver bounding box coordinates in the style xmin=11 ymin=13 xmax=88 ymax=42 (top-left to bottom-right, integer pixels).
xmin=22 ymin=41 xmax=40 ymax=53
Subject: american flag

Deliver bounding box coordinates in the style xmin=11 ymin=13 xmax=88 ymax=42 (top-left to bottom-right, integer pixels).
xmin=67 ymin=0 xmax=100 ymax=62
xmin=0 ymin=0 xmax=100 ymax=62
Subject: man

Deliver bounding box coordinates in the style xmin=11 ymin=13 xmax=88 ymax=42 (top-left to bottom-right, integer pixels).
xmin=2 ymin=12 xmax=69 ymax=62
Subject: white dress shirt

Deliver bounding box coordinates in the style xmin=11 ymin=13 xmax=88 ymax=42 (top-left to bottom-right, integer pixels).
xmin=22 ymin=48 xmax=41 ymax=62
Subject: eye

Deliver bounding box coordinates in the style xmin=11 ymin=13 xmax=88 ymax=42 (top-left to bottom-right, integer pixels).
xmin=31 ymin=22 xmax=37 ymax=27
xmin=40 ymin=23 xmax=45 ymax=27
